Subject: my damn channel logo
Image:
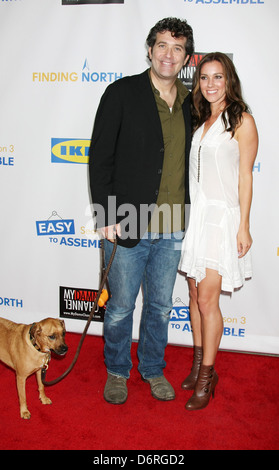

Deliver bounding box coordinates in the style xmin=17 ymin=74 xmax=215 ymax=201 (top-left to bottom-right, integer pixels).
xmin=51 ymin=138 xmax=90 ymax=164
xmin=179 ymin=52 xmax=233 ymax=91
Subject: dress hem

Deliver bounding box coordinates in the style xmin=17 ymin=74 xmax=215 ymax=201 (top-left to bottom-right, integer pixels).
xmin=179 ymin=261 xmax=252 ymax=293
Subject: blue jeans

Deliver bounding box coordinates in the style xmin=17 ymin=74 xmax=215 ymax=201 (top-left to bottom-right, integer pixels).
xmin=103 ymin=231 xmax=183 ymax=379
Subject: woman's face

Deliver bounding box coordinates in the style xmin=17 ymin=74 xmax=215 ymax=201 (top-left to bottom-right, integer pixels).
xmin=199 ymin=60 xmax=226 ymax=109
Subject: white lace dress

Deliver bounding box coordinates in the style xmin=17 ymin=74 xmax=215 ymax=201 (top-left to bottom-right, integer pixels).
xmin=179 ymin=114 xmax=252 ymax=292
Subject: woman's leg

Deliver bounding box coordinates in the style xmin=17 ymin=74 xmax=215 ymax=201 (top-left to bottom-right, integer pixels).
xmin=181 ymin=278 xmax=203 ymax=390
xmin=187 ymin=277 xmax=202 ymax=347
xmin=185 ymin=269 xmax=223 ymax=410
xmin=197 ymin=268 xmax=223 ymax=366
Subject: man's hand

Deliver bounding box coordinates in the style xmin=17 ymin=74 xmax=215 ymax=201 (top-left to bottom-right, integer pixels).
xmin=99 ymin=224 xmax=121 ymax=243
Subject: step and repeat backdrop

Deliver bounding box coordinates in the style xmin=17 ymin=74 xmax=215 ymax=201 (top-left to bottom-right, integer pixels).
xmin=0 ymin=0 xmax=278 ymax=355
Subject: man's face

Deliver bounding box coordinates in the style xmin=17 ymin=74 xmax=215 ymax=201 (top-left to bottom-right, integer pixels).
xmin=149 ymin=31 xmax=189 ymax=82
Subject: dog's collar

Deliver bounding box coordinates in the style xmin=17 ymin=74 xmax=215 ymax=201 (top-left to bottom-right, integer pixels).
xmin=29 ymin=323 xmax=51 ymax=370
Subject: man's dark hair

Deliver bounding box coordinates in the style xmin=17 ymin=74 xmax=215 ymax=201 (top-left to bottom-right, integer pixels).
xmin=146 ymin=17 xmax=194 ymax=62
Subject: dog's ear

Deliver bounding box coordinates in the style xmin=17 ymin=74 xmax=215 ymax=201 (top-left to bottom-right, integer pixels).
xmin=33 ymin=323 xmax=42 ymax=340
xmin=29 ymin=323 xmax=42 ymax=347
xmin=29 ymin=323 xmax=36 ymax=338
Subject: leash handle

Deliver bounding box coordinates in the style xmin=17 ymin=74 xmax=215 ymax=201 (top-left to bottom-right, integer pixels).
xmin=42 ymin=238 xmax=117 ymax=386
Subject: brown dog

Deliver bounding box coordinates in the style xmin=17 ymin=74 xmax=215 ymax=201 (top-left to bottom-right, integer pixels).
xmin=0 ymin=317 xmax=68 ymax=419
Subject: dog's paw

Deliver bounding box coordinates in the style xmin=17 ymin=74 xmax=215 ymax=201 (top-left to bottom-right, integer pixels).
xmin=21 ymin=409 xmax=31 ymax=419
xmin=40 ymin=395 xmax=52 ymax=405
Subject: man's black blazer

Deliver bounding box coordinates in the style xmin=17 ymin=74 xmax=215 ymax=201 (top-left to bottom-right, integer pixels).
xmin=89 ymin=69 xmax=191 ymax=247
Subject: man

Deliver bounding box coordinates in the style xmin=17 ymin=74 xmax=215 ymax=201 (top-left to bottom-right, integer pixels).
xmin=89 ymin=17 xmax=194 ymax=404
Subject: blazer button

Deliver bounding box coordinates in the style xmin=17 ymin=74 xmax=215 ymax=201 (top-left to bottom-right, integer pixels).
xmin=155 ymin=190 xmax=159 ymax=196
xmin=160 ymin=147 xmax=164 ymax=153
xmin=158 ymin=169 xmax=162 ymax=174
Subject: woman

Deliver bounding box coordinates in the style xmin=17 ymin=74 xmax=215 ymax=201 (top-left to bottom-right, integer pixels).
xmin=179 ymin=52 xmax=258 ymax=410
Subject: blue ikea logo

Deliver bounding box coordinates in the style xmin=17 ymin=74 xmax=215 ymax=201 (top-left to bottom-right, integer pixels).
xmin=36 ymin=219 xmax=75 ymax=236
xmin=51 ymin=138 xmax=90 ymax=164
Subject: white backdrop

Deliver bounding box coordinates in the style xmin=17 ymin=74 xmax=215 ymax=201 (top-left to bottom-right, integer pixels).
xmin=0 ymin=0 xmax=278 ymax=355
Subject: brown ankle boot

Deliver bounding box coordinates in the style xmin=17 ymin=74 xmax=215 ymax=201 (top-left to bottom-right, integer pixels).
xmin=185 ymin=364 xmax=218 ymax=411
xmin=181 ymin=346 xmax=203 ymax=390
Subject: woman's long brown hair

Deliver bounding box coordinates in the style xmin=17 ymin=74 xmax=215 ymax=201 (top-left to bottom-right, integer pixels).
xmin=191 ymin=52 xmax=250 ymax=137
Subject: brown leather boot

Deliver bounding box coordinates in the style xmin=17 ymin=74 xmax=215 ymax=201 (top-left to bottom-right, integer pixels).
xmin=185 ymin=364 xmax=218 ymax=411
xmin=181 ymin=346 xmax=203 ymax=390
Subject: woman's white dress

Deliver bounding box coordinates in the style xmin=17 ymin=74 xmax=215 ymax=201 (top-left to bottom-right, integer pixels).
xmin=179 ymin=114 xmax=252 ymax=292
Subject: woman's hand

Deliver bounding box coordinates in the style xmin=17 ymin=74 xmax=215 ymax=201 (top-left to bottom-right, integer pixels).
xmin=237 ymin=226 xmax=252 ymax=258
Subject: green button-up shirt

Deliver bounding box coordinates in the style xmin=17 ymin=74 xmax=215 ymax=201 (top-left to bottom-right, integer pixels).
xmin=149 ymin=71 xmax=189 ymax=233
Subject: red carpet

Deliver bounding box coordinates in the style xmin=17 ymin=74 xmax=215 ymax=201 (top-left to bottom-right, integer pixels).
xmin=0 ymin=332 xmax=278 ymax=451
